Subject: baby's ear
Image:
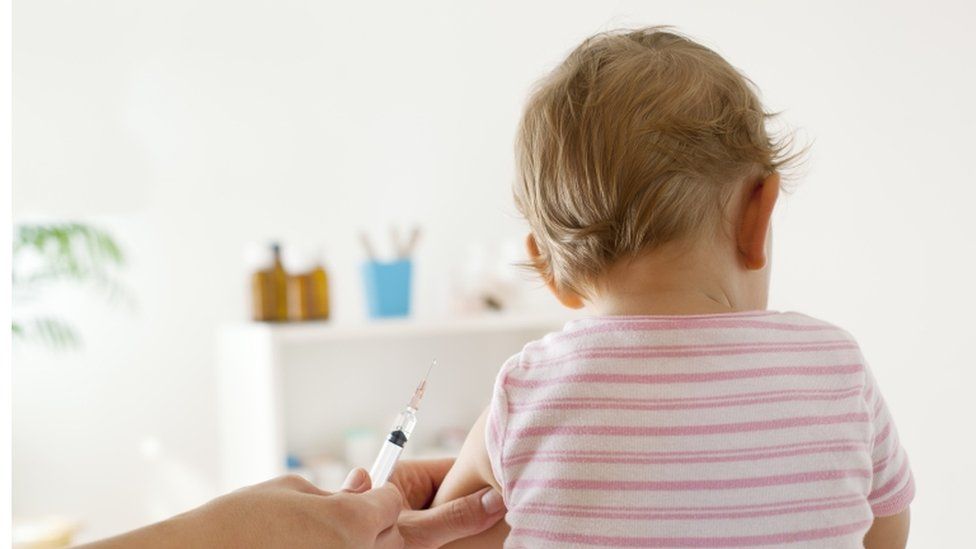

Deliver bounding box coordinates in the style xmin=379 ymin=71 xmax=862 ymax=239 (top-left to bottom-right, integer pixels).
xmin=525 ymin=234 xmax=585 ymax=309
xmin=736 ymin=172 xmax=780 ymax=270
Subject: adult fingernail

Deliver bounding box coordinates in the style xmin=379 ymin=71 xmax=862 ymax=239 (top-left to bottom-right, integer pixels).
xmin=481 ymin=489 xmax=505 ymax=514
xmin=342 ymin=468 xmax=368 ymax=491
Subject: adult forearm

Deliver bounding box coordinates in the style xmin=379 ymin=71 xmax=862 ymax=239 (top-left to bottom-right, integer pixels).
xmin=75 ymin=511 xmax=204 ymax=549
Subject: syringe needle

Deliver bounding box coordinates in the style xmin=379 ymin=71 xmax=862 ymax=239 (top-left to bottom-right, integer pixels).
xmin=371 ymin=361 xmax=436 ymax=487
xmin=409 ymin=359 xmax=436 ymax=409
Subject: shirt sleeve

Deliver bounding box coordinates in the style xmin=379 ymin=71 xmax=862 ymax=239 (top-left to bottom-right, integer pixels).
xmin=484 ymin=353 xmax=519 ymax=501
xmin=863 ymin=363 xmax=915 ymax=516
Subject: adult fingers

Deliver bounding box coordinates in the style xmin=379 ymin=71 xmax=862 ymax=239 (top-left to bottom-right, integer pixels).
xmin=388 ymin=458 xmax=455 ymax=509
xmin=353 ymin=483 xmax=404 ymax=533
xmin=398 ymin=487 xmax=506 ymax=548
xmin=374 ymin=524 xmax=405 ymax=549
xmin=315 ymin=484 xmax=403 ymax=545
xmin=341 ymin=468 xmax=372 ymax=494
xmin=271 ymin=474 xmax=329 ymax=496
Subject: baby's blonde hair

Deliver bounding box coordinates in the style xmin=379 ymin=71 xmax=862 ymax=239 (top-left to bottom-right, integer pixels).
xmin=514 ymin=27 xmax=797 ymax=296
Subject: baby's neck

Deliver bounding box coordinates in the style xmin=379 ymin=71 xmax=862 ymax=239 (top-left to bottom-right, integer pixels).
xmin=588 ymin=243 xmax=768 ymax=317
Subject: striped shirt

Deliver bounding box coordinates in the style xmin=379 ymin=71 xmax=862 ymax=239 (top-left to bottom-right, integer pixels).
xmin=485 ymin=311 xmax=914 ymax=548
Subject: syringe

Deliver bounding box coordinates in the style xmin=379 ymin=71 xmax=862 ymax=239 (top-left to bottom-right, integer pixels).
xmin=368 ymin=360 xmax=435 ymax=487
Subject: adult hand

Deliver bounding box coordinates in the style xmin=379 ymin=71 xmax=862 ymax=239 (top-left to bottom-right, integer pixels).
xmin=386 ymin=458 xmax=507 ymax=548
xmin=77 ymin=459 xmax=505 ymax=549
xmin=78 ymin=472 xmax=404 ymax=549
xmin=190 ymin=473 xmax=407 ymax=548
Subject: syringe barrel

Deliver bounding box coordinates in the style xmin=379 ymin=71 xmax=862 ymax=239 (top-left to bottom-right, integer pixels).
xmin=391 ymin=407 xmax=418 ymax=439
xmin=369 ymin=436 xmax=404 ymax=487
xmin=368 ymin=406 xmax=418 ymax=487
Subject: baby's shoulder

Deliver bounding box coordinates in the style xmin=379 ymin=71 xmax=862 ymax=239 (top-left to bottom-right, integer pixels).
xmin=777 ymin=311 xmax=862 ymax=344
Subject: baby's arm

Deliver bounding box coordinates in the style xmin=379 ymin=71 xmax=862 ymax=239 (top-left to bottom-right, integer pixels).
xmin=430 ymin=407 xmax=509 ymax=548
xmin=863 ymin=508 xmax=910 ymax=549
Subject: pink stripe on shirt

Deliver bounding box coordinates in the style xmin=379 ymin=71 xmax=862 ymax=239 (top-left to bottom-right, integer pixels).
xmin=508 ymin=468 xmax=872 ymax=493
xmin=505 ymin=442 xmax=868 ymax=467
xmin=510 ymin=520 xmax=874 ymax=547
xmin=508 ymin=412 xmax=870 ymax=442
xmin=519 ymin=496 xmax=864 ymax=521
xmin=504 ymin=363 xmax=864 ymax=388
xmin=522 ymin=340 xmax=859 ymax=368
xmin=509 ymin=386 xmax=864 ymax=413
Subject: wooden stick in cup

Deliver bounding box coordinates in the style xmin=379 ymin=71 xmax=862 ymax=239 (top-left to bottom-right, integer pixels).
xmin=405 ymin=226 xmax=421 ymax=257
xmin=359 ymin=232 xmax=378 ymax=260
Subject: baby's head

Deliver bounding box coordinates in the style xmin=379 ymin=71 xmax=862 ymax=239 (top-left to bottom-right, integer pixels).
xmin=514 ymin=27 xmax=797 ymax=311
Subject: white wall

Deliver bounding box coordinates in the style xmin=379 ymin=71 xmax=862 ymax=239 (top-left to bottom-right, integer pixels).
xmin=12 ymin=0 xmax=976 ymax=545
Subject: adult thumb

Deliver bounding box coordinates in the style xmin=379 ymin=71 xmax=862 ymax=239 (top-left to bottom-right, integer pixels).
xmin=398 ymin=487 xmax=506 ymax=548
xmin=340 ymin=468 xmax=371 ymax=493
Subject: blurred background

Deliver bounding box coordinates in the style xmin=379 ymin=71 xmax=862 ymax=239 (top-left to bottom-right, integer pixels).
xmin=10 ymin=0 xmax=976 ymax=546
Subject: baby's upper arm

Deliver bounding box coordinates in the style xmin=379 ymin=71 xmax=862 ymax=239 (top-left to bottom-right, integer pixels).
xmin=863 ymin=507 xmax=910 ymax=549
xmin=432 ymin=354 xmax=517 ymax=547
xmin=434 ymin=351 xmax=517 ymax=505
xmin=431 ymin=406 xmax=499 ymax=507
xmin=430 ymin=406 xmax=509 ymax=548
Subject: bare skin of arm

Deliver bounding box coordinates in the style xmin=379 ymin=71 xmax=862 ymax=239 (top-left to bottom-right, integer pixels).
xmin=77 ymin=462 xmax=506 ymax=549
xmin=431 ymin=407 xmax=509 ymax=548
xmin=863 ymin=508 xmax=910 ymax=549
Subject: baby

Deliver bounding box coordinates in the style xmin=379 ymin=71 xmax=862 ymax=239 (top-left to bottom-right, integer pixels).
xmin=431 ymin=27 xmax=914 ymax=548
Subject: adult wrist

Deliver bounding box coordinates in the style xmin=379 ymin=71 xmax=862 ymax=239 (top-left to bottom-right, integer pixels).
xmin=75 ymin=509 xmax=204 ymax=549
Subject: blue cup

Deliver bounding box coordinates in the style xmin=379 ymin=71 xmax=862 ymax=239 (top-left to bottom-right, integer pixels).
xmin=362 ymin=259 xmax=412 ymax=318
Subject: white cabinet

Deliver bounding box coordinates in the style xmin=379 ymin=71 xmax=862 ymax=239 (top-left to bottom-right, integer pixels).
xmin=216 ymin=315 xmax=564 ymax=490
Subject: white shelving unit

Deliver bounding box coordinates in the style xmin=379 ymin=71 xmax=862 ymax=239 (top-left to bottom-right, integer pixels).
xmin=216 ymin=314 xmax=566 ymax=491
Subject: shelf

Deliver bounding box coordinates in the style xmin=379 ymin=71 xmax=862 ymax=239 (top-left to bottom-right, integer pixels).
xmin=216 ymin=312 xmax=572 ymax=490
xmin=224 ymin=313 xmax=571 ymax=344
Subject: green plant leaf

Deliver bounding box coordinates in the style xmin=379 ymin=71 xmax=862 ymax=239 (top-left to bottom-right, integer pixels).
xmin=14 ymin=317 xmax=81 ymax=350
xmin=12 ymin=222 xmax=131 ymax=349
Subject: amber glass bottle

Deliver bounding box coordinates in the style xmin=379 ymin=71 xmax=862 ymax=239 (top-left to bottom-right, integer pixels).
xmin=251 ymin=271 xmax=273 ymax=321
xmin=287 ymin=273 xmax=311 ymax=321
xmin=269 ymin=243 xmax=289 ymax=321
xmin=309 ymin=260 xmax=330 ymax=320
xmin=247 ymin=244 xmax=275 ymax=321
